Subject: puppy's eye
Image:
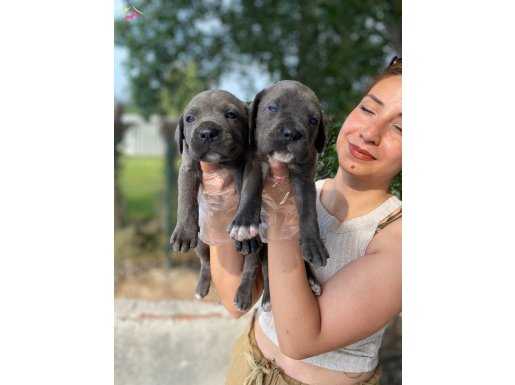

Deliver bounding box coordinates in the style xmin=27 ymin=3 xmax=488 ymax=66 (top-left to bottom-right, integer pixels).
xmin=225 ymin=111 xmax=238 ymax=119
xmin=308 ymin=117 xmax=318 ymax=125
xmin=185 ymin=115 xmax=195 ymax=123
xmin=267 ymin=105 xmax=278 ymax=112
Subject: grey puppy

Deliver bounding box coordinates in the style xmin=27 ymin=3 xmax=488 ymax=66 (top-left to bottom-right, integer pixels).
xmin=229 ymin=80 xmax=330 ymax=278
xmin=170 ymin=90 xmax=261 ymax=310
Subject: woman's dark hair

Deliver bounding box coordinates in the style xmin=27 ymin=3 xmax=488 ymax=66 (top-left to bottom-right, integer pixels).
xmin=386 ymin=56 xmax=402 ymax=75
xmin=368 ymin=56 xmax=402 ymax=92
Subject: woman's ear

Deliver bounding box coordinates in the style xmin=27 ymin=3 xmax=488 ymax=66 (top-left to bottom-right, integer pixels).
xmin=249 ymin=89 xmax=266 ymax=149
xmin=175 ymin=115 xmax=184 ymax=154
xmin=315 ymin=115 xmax=326 ymax=154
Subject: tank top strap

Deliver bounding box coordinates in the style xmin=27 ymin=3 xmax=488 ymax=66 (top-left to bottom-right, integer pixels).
xmin=315 ymin=178 xmax=326 ymax=199
xmin=374 ymin=206 xmax=402 ymax=234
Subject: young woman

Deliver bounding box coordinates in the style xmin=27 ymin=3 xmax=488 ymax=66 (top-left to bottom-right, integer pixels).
xmin=205 ymin=57 xmax=402 ymax=385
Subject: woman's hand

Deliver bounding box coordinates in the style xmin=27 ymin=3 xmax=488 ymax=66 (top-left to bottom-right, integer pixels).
xmin=198 ymin=162 xmax=239 ymax=245
xmin=198 ymin=162 xmax=264 ymax=318
xmin=260 ymin=160 xmax=300 ymax=241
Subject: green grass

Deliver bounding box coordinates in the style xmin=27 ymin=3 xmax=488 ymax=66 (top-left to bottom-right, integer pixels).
xmin=119 ymin=156 xmax=165 ymax=221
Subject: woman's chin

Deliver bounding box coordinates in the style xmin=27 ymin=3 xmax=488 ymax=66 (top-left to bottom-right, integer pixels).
xmin=338 ymin=152 xmax=371 ymax=176
xmin=340 ymin=162 xmax=370 ymax=177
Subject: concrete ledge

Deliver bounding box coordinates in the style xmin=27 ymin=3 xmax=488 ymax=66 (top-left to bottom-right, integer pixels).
xmin=115 ymin=299 xmax=252 ymax=385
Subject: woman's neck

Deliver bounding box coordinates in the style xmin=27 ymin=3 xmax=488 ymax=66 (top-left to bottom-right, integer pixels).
xmin=322 ymin=168 xmax=391 ymax=222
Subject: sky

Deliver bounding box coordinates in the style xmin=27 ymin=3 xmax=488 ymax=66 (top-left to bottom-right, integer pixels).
xmin=114 ymin=0 xmax=270 ymax=106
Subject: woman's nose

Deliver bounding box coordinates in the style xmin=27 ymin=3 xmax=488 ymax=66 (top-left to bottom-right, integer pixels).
xmin=359 ymin=122 xmax=383 ymax=146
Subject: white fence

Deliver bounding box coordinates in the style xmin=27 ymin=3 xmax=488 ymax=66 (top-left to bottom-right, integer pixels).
xmin=120 ymin=114 xmax=166 ymax=156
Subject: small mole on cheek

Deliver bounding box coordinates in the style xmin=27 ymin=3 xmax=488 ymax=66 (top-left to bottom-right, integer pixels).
xmin=350 ymin=165 xmax=355 ymax=169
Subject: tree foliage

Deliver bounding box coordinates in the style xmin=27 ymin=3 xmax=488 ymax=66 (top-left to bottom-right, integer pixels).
xmin=115 ymin=0 xmax=401 ymax=195
xmin=115 ymin=1 xmax=229 ymax=117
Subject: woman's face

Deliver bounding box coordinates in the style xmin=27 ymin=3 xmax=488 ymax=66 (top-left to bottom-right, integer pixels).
xmin=336 ymin=75 xmax=402 ymax=184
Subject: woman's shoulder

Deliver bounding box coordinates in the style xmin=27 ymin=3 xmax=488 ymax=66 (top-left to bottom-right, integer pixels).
xmin=315 ymin=178 xmax=331 ymax=204
xmin=366 ymin=215 xmax=402 ymax=256
xmin=315 ymin=178 xmax=329 ymax=190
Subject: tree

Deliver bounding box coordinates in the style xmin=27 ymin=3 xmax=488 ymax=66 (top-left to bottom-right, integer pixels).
xmin=115 ymin=0 xmax=403 ymax=210
xmin=115 ymin=1 xmax=229 ymax=118
xmin=114 ymin=102 xmax=131 ymax=229
xmin=219 ymin=0 xmax=400 ymax=191
xmin=116 ymin=3 xmax=225 ymax=253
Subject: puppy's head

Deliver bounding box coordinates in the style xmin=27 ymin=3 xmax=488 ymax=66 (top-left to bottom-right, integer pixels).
xmin=249 ymin=80 xmax=325 ymax=164
xmin=175 ymin=90 xmax=249 ymax=163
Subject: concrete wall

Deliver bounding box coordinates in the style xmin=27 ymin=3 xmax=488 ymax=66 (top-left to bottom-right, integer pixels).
xmin=115 ymin=299 xmax=251 ymax=385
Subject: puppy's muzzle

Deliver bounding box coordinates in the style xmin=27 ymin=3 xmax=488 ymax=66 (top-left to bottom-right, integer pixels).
xmin=280 ymin=126 xmax=303 ymax=142
xmin=198 ymin=126 xmax=221 ymax=144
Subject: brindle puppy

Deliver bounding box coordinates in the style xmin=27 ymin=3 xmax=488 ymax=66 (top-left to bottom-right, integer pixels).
xmin=170 ymin=90 xmax=260 ymax=310
xmin=229 ymin=81 xmax=328 ymax=307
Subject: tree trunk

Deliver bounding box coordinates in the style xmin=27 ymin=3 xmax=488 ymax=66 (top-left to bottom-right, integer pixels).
xmin=159 ymin=117 xmax=179 ymax=268
xmin=114 ymin=103 xmax=130 ymax=229
xmin=386 ymin=0 xmax=402 ymax=54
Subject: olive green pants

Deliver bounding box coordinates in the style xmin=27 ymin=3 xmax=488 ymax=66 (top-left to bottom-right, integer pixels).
xmin=225 ymin=316 xmax=382 ymax=385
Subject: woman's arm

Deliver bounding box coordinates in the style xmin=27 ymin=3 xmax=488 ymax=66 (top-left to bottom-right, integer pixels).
xmin=209 ymin=243 xmax=263 ymax=319
xmin=198 ymin=161 xmax=264 ymax=318
xmin=268 ymin=218 xmax=402 ymax=360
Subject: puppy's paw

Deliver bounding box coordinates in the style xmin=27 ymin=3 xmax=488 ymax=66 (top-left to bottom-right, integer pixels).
xmin=301 ymin=235 xmax=329 ymax=267
xmin=229 ymin=212 xmax=260 ymax=241
xmin=261 ymin=286 xmax=271 ymax=311
xmin=234 ymin=237 xmax=262 ymax=256
xmin=170 ymin=223 xmax=199 ymax=253
xmin=234 ymin=285 xmax=253 ymax=311
xmin=195 ymin=277 xmax=211 ymax=299
xmin=261 ymin=300 xmax=272 ymax=312
xmin=308 ymin=276 xmax=322 ymax=296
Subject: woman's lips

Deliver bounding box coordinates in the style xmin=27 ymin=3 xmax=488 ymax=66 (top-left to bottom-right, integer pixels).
xmin=348 ymin=143 xmax=376 ymax=161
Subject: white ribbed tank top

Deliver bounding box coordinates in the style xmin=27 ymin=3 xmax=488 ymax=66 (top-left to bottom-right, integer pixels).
xmin=257 ymin=178 xmax=402 ymax=372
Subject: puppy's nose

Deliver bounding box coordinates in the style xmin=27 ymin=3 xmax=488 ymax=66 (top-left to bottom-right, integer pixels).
xmin=199 ymin=127 xmax=220 ymax=143
xmin=280 ymin=127 xmax=302 ymax=141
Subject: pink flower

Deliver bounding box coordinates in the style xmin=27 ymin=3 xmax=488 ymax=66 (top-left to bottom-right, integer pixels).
xmin=124 ymin=10 xmax=140 ymax=21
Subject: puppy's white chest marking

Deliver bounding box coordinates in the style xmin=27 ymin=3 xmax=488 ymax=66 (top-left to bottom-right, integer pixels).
xmin=270 ymin=151 xmax=294 ymax=163
xmin=205 ymin=153 xmax=222 ymax=162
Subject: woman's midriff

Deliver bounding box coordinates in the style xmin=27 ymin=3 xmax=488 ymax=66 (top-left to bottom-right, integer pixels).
xmin=253 ymin=318 xmax=375 ymax=385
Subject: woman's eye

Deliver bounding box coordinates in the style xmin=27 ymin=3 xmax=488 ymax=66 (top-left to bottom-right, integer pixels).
xmin=185 ymin=115 xmax=195 ymax=123
xmin=393 ymin=124 xmax=402 ymax=133
xmin=308 ymin=117 xmax=318 ymax=125
xmin=360 ymin=105 xmax=375 ymax=115
xmin=267 ymin=105 xmax=278 ymax=112
xmin=225 ymin=111 xmax=238 ymax=119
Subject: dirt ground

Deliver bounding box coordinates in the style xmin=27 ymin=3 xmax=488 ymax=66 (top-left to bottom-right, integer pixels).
xmin=116 ymin=266 xmax=221 ymax=302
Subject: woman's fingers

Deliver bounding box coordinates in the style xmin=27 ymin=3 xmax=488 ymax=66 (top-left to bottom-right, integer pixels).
xmin=200 ymin=161 xmax=220 ymax=173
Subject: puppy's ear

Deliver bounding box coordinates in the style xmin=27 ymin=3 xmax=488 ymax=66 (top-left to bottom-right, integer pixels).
xmin=315 ymin=115 xmax=326 ymax=154
xmin=175 ymin=115 xmax=185 ymax=154
xmin=248 ymin=89 xmax=266 ymax=149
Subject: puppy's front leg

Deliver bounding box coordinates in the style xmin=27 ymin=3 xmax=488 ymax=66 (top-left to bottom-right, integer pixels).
xmin=229 ymin=156 xmax=263 ymax=254
xmin=234 ymin=250 xmax=260 ymax=311
xmin=260 ymin=251 xmax=271 ymax=311
xmin=290 ymin=169 xmax=329 ymax=267
xmin=194 ymin=240 xmax=211 ymax=299
xmin=305 ymin=262 xmax=322 ymax=296
xmin=170 ymin=153 xmax=201 ymax=252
